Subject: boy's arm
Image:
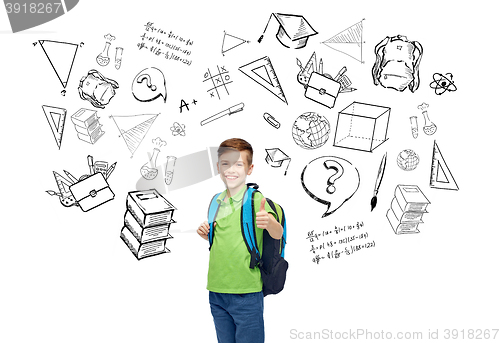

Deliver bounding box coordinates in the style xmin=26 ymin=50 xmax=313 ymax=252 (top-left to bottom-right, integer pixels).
xmin=256 ymin=198 xmax=283 ymax=240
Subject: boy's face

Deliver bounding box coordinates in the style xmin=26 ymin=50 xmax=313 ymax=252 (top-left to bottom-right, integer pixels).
xmin=217 ymin=150 xmax=253 ymax=194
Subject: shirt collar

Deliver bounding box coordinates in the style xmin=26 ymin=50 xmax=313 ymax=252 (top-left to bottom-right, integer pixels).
xmin=216 ymin=185 xmax=247 ymax=205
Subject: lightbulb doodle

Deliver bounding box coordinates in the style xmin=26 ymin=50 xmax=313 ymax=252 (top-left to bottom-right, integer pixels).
xmin=301 ymin=156 xmax=360 ymax=218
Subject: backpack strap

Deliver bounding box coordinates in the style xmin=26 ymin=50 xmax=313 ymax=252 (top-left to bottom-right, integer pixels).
xmin=207 ymin=192 xmax=222 ymax=250
xmin=241 ymin=185 xmax=261 ymax=269
xmin=265 ymin=199 xmax=287 ymax=258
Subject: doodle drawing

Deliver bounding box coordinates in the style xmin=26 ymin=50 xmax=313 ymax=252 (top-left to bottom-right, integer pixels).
xmin=372 ymin=35 xmax=423 ymax=93
xmin=140 ymin=138 xmax=167 ymax=180
xmin=322 ymin=19 xmax=365 ymax=63
xmin=46 ymin=171 xmax=78 ymax=207
xmin=164 ymin=156 xmax=177 ymax=185
xmin=333 ymin=102 xmax=390 ymax=152
xmin=115 ymin=47 xmax=124 ymax=70
xmin=292 ymin=112 xmax=330 ymax=150
xmin=71 ymin=108 xmax=105 ymax=145
xmin=397 ymin=149 xmax=419 ymax=171
xmin=110 ymin=113 xmax=159 ymax=158
xmin=200 ymin=103 xmax=244 ymax=126
xmin=410 ymin=116 xmax=418 ymax=139
xmin=418 ymin=103 xmax=437 ymax=135
xmin=132 ymin=67 xmax=167 ymax=103
xmin=239 ymin=56 xmax=287 ymax=104
xmin=96 ymin=34 xmax=115 ymax=67
xmin=263 ymin=112 xmax=281 ymax=129
xmin=221 ymin=31 xmax=249 ymax=56
xmin=170 ymin=122 xmax=186 ymax=136
xmin=301 ymin=156 xmax=360 ymax=218
xmin=265 ymin=148 xmax=291 ymax=175
xmin=42 ymin=105 xmax=67 ymax=149
xmin=430 ymin=72 xmax=457 ymax=95
xmin=430 ymin=140 xmax=459 ymax=191
xmin=38 ymin=40 xmax=79 ymax=90
xmin=120 ymin=189 xmax=176 ymax=260
xmin=370 ymin=152 xmax=387 ymax=211
xmin=387 ymin=185 xmax=430 ymax=234
xmin=257 ymin=13 xmax=318 ymax=49
xmin=78 ymin=69 xmax=119 ymax=109
xmin=203 ymin=65 xmax=232 ymax=100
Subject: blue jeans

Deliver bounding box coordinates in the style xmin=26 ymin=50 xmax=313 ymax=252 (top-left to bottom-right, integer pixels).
xmin=209 ymin=291 xmax=265 ymax=343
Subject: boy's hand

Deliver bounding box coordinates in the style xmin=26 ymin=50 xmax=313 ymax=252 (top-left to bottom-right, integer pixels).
xmin=256 ymin=198 xmax=270 ymax=230
xmin=197 ymin=221 xmax=212 ymax=241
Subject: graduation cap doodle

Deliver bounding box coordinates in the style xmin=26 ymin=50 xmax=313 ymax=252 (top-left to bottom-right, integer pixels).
xmin=265 ymin=148 xmax=291 ymax=175
xmin=258 ymin=13 xmax=318 ymax=49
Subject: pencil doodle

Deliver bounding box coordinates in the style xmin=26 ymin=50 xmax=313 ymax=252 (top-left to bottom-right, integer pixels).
xmin=263 ymin=112 xmax=281 ymax=129
xmin=165 ymin=156 xmax=177 ymax=185
xmin=410 ymin=116 xmax=419 ymax=139
xmin=115 ymin=47 xmax=124 ymax=70
xmin=292 ymin=112 xmax=330 ymax=150
xmin=96 ymin=33 xmax=115 ymax=67
xmin=221 ymin=31 xmax=249 ymax=56
xmin=322 ymin=19 xmax=365 ymax=63
xmin=37 ymin=39 xmax=80 ymax=94
xmin=179 ymin=99 xmax=197 ymax=113
xmin=370 ymin=152 xmax=387 ymax=212
xmin=78 ymin=69 xmax=119 ymax=109
xmin=132 ymin=67 xmax=167 ymax=103
xmin=333 ymin=102 xmax=390 ymax=152
xmin=257 ymin=13 xmax=318 ymax=49
xmin=418 ymin=102 xmax=437 ymax=135
xmin=203 ymin=65 xmax=232 ymax=100
xmin=397 ymin=149 xmax=419 ymax=171
xmin=430 ymin=72 xmax=457 ymax=95
xmin=301 ymin=156 xmax=360 ymax=218
xmin=46 ymin=155 xmax=116 ymax=212
xmin=170 ymin=122 xmax=186 ymax=136
xmin=42 ymin=105 xmax=67 ymax=149
xmin=430 ymin=140 xmax=459 ymax=190
xmin=387 ymin=185 xmax=430 ymax=234
xmin=71 ymin=108 xmax=105 ymax=145
xmin=120 ymin=189 xmax=176 ymax=260
xmin=265 ymin=148 xmax=291 ymax=175
xmin=110 ymin=113 xmax=160 ymax=158
xmin=296 ymin=52 xmax=356 ymax=108
xmin=372 ymin=35 xmax=423 ymax=92
xmin=200 ymin=103 xmax=244 ymax=126
xmin=140 ymin=138 xmax=167 ymax=180
xmin=239 ymin=56 xmax=287 ymax=104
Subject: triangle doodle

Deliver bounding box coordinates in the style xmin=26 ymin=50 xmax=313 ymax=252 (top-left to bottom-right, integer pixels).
xmin=322 ymin=19 xmax=365 ymax=63
xmin=39 ymin=40 xmax=79 ymax=88
xmin=430 ymin=140 xmax=459 ymax=190
xmin=42 ymin=105 xmax=67 ymax=149
xmin=110 ymin=113 xmax=159 ymax=158
xmin=239 ymin=56 xmax=287 ymax=104
xmin=221 ymin=31 xmax=249 ymax=55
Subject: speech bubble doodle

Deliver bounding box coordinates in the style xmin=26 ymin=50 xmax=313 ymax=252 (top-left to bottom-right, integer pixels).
xmin=301 ymin=156 xmax=360 ymax=218
xmin=132 ymin=67 xmax=167 ymax=103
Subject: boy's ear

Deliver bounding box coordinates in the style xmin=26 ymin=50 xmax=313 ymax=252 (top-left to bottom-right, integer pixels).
xmin=247 ymin=163 xmax=254 ymax=175
xmin=216 ymin=162 xmax=220 ymax=173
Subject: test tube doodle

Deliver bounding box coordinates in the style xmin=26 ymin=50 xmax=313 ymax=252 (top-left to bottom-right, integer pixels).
xmin=165 ymin=156 xmax=177 ymax=185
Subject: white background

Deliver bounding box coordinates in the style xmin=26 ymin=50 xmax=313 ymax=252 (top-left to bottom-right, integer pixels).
xmin=1 ymin=1 xmax=499 ymax=342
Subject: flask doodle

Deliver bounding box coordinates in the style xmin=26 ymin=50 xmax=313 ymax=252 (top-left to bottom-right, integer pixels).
xmin=301 ymin=156 xmax=360 ymax=218
xmin=132 ymin=67 xmax=167 ymax=102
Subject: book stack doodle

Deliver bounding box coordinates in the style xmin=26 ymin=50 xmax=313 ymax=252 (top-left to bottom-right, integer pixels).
xmin=120 ymin=189 xmax=176 ymax=260
xmin=386 ymin=185 xmax=430 ymax=234
xmin=71 ymin=108 xmax=105 ymax=144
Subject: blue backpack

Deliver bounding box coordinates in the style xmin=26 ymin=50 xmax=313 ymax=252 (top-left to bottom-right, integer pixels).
xmin=207 ymin=183 xmax=288 ymax=296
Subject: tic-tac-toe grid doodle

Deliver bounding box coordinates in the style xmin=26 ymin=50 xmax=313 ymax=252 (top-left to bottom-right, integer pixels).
xmin=203 ymin=65 xmax=232 ymax=99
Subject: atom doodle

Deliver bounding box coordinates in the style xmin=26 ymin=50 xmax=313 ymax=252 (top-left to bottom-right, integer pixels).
xmin=429 ymin=72 xmax=457 ymax=95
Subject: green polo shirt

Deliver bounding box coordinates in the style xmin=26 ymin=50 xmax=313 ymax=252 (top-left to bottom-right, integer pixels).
xmin=207 ymin=186 xmax=277 ymax=294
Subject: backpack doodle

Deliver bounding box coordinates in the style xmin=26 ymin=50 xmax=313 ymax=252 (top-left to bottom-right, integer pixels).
xmin=207 ymin=183 xmax=288 ymax=296
xmin=372 ymin=35 xmax=423 ymax=93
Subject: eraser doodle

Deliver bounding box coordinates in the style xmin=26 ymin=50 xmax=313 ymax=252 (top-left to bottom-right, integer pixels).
xmin=132 ymin=67 xmax=167 ymax=102
xmin=301 ymin=156 xmax=360 ymax=218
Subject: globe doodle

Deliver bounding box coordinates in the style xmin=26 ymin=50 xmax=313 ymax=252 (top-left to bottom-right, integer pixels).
xmin=292 ymin=112 xmax=331 ymax=149
xmin=397 ymin=149 xmax=419 ymax=171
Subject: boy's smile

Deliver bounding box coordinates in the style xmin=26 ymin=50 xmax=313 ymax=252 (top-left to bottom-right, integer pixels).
xmin=217 ymin=150 xmax=254 ymax=198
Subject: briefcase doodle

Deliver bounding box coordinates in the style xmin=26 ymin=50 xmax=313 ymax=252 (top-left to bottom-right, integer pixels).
xmin=305 ymin=72 xmax=341 ymax=109
xmin=70 ymin=172 xmax=115 ymax=212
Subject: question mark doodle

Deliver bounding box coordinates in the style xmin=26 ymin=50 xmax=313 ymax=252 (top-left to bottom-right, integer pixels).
xmin=61 ymin=89 xmax=66 ymax=96
xmin=136 ymin=74 xmax=157 ymax=91
xmin=323 ymin=160 xmax=344 ymax=194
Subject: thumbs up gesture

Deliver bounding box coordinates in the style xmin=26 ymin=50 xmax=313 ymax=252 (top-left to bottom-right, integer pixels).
xmin=256 ymin=198 xmax=270 ymax=230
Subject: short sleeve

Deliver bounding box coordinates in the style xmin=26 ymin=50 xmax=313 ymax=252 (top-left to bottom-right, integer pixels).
xmin=253 ymin=191 xmax=278 ymax=221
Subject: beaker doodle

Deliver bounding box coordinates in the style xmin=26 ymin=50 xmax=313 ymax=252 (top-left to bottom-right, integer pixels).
xmin=96 ymin=33 xmax=116 ymax=67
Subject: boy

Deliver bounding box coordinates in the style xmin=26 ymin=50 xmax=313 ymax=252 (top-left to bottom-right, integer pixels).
xmin=197 ymin=138 xmax=283 ymax=343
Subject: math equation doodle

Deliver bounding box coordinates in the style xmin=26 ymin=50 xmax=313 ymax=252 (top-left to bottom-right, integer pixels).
xmin=306 ymin=222 xmax=376 ymax=264
xmin=138 ymin=22 xmax=194 ymax=66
